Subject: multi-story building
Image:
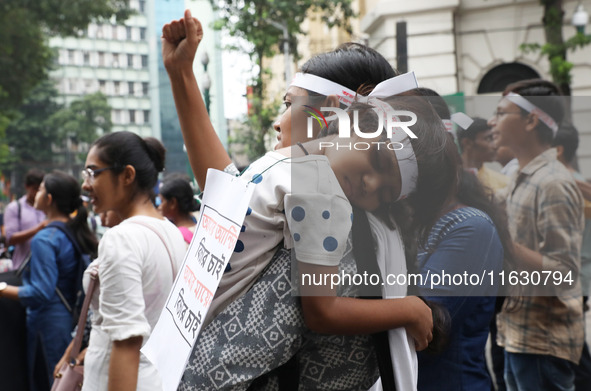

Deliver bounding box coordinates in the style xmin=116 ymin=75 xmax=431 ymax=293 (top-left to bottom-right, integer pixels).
xmin=50 ymin=0 xmax=152 ymax=137
xmin=49 ymin=0 xmax=226 ymax=177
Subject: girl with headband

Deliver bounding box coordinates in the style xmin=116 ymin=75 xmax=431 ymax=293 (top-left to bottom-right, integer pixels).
xmin=162 ymin=12 xmax=457 ymax=391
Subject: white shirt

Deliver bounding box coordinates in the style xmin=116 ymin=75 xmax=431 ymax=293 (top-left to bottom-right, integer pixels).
xmin=82 ymin=216 xmax=187 ymax=391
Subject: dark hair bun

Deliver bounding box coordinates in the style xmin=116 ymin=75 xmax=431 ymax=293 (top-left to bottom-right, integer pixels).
xmin=144 ymin=137 xmax=166 ymax=173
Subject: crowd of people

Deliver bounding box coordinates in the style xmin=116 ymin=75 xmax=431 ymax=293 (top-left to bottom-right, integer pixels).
xmin=0 ymin=7 xmax=589 ymax=391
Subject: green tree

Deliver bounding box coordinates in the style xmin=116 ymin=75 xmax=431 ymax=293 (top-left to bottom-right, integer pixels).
xmin=209 ymin=0 xmax=354 ymax=160
xmin=50 ymin=92 xmax=113 ymax=144
xmin=0 ymin=0 xmax=131 ymax=111
xmin=1 ymin=81 xmax=63 ymax=185
xmin=520 ymin=0 xmax=591 ymax=96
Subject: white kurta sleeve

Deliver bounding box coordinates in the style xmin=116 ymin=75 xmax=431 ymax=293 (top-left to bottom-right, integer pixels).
xmin=97 ymin=229 xmax=151 ymax=341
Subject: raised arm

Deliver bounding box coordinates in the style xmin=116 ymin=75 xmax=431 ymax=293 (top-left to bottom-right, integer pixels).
xmin=161 ymin=10 xmax=232 ymax=189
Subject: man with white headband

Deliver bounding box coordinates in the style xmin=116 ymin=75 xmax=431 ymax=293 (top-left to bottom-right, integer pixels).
xmin=489 ymin=79 xmax=584 ymax=391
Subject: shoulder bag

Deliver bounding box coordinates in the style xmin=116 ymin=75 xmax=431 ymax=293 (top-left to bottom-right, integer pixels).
xmin=51 ymin=268 xmax=98 ymax=391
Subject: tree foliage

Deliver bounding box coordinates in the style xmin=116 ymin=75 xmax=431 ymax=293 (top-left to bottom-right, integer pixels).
xmin=208 ymin=0 xmax=354 ymax=160
xmin=0 ymin=0 xmax=131 ymax=111
xmin=2 ymin=81 xmax=63 ymax=178
xmin=520 ymin=0 xmax=591 ymax=95
xmin=50 ymin=92 xmax=112 ymax=144
xmin=0 ymin=83 xmax=112 ymax=182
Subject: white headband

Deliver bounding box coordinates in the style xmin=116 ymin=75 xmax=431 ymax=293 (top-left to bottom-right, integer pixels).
xmin=289 ymin=71 xmax=419 ymax=107
xmin=291 ymin=71 xmax=420 ymax=201
xmin=363 ymin=95 xmax=419 ymax=201
xmin=290 ymin=73 xmax=357 ymax=106
xmin=359 ymin=72 xmax=419 ymax=101
xmin=504 ymin=92 xmax=559 ymax=135
xmin=365 ymin=73 xmax=419 ymax=201
xmin=390 ymin=125 xmax=418 ymax=201
xmin=450 ymin=112 xmax=474 ymax=130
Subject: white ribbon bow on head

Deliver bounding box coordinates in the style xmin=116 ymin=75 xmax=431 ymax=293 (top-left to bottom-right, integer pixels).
xmin=290 ymin=71 xmax=420 ymax=201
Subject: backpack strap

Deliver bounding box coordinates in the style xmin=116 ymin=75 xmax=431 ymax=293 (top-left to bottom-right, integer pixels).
xmin=45 ymin=221 xmax=86 ymax=259
xmin=44 ymin=221 xmax=90 ymax=313
xmin=17 ymin=198 xmax=21 ymax=231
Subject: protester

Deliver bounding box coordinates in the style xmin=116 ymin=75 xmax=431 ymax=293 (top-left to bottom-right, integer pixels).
xmin=415 ymin=168 xmax=512 ymax=390
xmin=4 ymin=169 xmax=46 ymax=270
xmin=163 ymin=10 xmax=436 ymax=390
xmin=552 ymin=124 xmax=591 ymax=390
xmin=55 ymin=131 xmax=187 ymax=391
xmin=158 ymin=175 xmax=199 ymax=244
xmin=456 ymin=117 xmax=509 ymax=191
xmin=0 ymin=171 xmax=97 ymax=391
xmin=489 ymin=79 xmax=584 ymax=391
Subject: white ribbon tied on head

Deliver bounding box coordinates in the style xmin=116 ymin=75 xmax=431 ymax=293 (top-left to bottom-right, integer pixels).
xmin=289 ymin=73 xmax=357 ymax=107
xmin=450 ymin=112 xmax=474 ymax=130
xmin=504 ymin=92 xmax=559 ymax=136
xmin=360 ymin=73 xmax=419 ymax=201
xmin=289 ymin=71 xmax=420 ymax=201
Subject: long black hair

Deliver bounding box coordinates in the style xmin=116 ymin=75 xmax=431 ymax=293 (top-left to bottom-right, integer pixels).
xmin=43 ymin=171 xmax=98 ymax=258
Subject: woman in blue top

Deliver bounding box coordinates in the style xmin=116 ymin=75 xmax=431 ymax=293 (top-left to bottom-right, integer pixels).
xmin=0 ymin=171 xmax=98 ymax=391
xmin=415 ymin=166 xmax=515 ymax=390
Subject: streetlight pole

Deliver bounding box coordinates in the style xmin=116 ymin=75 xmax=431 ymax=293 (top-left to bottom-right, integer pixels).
xmin=200 ymin=50 xmax=211 ymax=114
xmin=268 ymin=20 xmax=292 ymax=83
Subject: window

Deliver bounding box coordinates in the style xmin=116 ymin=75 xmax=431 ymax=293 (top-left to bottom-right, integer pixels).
xmin=131 ymin=27 xmax=138 ymax=41
xmin=112 ymin=53 xmax=119 ymax=68
xmin=98 ymin=52 xmax=105 ymax=67
xmin=114 ymin=81 xmax=120 ymax=95
xmin=128 ymin=82 xmax=134 ymax=95
xmin=83 ymin=52 xmax=90 ymax=66
xmin=68 ymin=50 xmax=75 ymax=65
xmin=112 ymin=110 xmax=121 ymax=124
xmin=112 ymin=25 xmax=118 ymax=40
xmin=139 ymin=0 xmax=146 ymax=14
xmin=126 ymin=26 xmax=132 ymax=41
xmin=99 ymin=80 xmax=106 ymax=93
xmin=478 ymin=63 xmax=541 ymax=93
xmin=129 ymin=110 xmax=136 ymax=124
xmin=140 ymin=27 xmax=146 ymax=41
xmin=143 ymin=110 xmax=150 ymax=124
xmin=141 ymin=55 xmax=148 ymax=68
xmin=142 ymin=82 xmax=149 ymax=96
xmin=126 ymin=54 xmax=133 ymax=68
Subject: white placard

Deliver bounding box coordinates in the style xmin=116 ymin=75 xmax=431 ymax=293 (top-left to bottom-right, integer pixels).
xmin=142 ymin=169 xmax=255 ymax=391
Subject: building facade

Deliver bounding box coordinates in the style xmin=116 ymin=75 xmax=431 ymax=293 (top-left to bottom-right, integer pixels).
xmin=360 ymin=0 xmax=591 ymax=176
xmin=49 ymin=0 xmax=226 ymax=176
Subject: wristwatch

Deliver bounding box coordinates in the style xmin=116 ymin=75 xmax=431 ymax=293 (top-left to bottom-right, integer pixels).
xmin=0 ymin=282 xmax=7 ymax=296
